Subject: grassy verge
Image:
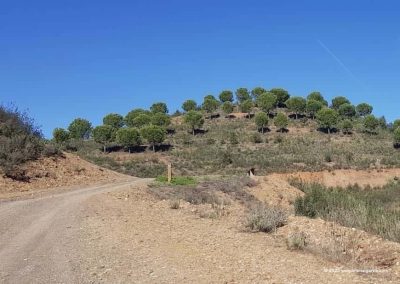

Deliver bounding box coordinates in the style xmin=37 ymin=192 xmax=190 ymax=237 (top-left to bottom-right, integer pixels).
xmin=154 ymin=175 xmax=197 ymax=186
xmin=294 ymin=182 xmax=400 ymax=242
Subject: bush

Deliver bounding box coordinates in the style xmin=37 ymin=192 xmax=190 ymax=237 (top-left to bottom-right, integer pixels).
xmin=274 ymin=112 xmax=289 ymax=132
xmin=254 ymin=112 xmax=268 ymax=133
xmin=43 ymin=143 xmax=63 ymax=158
xmin=294 ymin=183 xmax=400 ymax=242
xmin=286 ymin=231 xmax=307 ymax=250
xmin=222 ymin=101 xmax=234 ymax=115
xmin=251 ymin=132 xmax=263 ymax=143
xmin=0 ymin=105 xmax=44 ymax=179
xmin=246 ymin=204 xmax=287 ymax=232
xmin=363 ymin=115 xmax=380 ymax=134
xmin=340 ymin=119 xmax=353 ymax=134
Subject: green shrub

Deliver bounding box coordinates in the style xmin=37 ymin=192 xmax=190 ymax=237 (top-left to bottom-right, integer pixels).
xmin=0 ymin=105 xmax=44 ymax=180
xmin=155 ymin=175 xmax=197 ymax=186
xmin=294 ymin=183 xmax=400 ymax=242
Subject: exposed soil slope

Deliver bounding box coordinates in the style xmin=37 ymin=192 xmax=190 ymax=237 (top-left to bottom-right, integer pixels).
xmin=0 ymin=152 xmax=127 ymax=200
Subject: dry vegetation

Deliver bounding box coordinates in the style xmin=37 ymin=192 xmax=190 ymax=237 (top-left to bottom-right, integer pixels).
xmin=66 ymin=115 xmax=400 ymax=179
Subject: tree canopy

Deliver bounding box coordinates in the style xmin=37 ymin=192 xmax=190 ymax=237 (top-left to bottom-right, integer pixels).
xmin=125 ymin=109 xmax=150 ymax=127
xmin=331 ymin=96 xmax=350 ymax=110
xmin=240 ymin=99 xmax=253 ymax=115
xmin=131 ymin=114 xmax=152 ymax=128
xmin=363 ymin=115 xmax=380 ymax=134
xmin=150 ymin=102 xmax=168 ymax=114
xmin=141 ymin=125 xmax=166 ymax=151
xmin=338 ymin=103 xmax=356 ymax=118
xmin=219 ymin=90 xmax=234 ymax=103
xmin=68 ymin=118 xmax=92 ymax=140
xmin=182 ymin=100 xmax=197 ymax=112
xmin=103 ymin=113 xmax=124 ymax=129
xmin=235 ymin=88 xmax=251 ymax=103
xmin=286 ymin=97 xmax=306 ymax=119
xmin=254 ymin=112 xmax=268 ymax=133
xmin=274 ymin=112 xmax=289 ymax=132
xmin=307 ymin=92 xmax=328 ymax=106
xmin=251 ymin=87 xmax=266 ymax=100
xmin=256 ymin=92 xmax=277 ymax=114
xmin=316 ymin=108 xmax=338 ymax=134
xmin=306 ymin=99 xmax=324 ymax=119
xmin=116 ymin=128 xmax=142 ymax=152
xmin=184 ymin=111 xmax=204 ymax=135
xmin=53 ymin=128 xmax=70 ymax=144
xmin=270 ymin=88 xmax=290 ymax=107
xmin=151 ymin=113 xmax=171 ymax=127
xmin=356 ymin=103 xmax=373 ymax=117
xmin=92 ymin=125 xmax=115 ymax=152
xmin=222 ymin=101 xmax=234 ymax=115
xmin=202 ymin=96 xmax=220 ymax=114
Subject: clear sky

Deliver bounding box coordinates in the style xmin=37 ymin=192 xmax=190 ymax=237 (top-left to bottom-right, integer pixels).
xmin=1 ymin=0 xmax=399 ymax=137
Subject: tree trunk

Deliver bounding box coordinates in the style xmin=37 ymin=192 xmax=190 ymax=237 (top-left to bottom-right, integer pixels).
xmin=295 ymin=113 xmax=298 ymax=120
xmin=261 ymin=127 xmax=264 ymax=134
xmin=328 ymin=128 xmax=331 ymax=134
xmin=128 ymin=147 xmax=131 ymax=154
xmin=103 ymin=145 xmax=106 ymax=153
xmin=152 ymin=144 xmax=155 ymax=152
xmin=192 ymin=128 xmax=195 ymax=136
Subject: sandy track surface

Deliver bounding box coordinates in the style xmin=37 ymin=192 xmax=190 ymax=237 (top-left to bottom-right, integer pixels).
xmin=0 ymin=178 xmax=148 ymax=284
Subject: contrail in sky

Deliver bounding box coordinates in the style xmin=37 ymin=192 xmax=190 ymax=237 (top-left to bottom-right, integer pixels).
xmin=317 ymin=39 xmax=368 ymax=90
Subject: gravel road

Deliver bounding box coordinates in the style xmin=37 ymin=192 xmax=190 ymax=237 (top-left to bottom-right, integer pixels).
xmin=0 ymin=179 xmax=145 ymax=284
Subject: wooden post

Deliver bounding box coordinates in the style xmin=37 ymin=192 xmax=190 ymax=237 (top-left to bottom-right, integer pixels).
xmin=167 ymin=163 xmax=172 ymax=183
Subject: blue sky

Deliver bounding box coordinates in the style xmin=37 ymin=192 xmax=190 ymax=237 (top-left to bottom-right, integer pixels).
xmin=1 ymin=0 xmax=399 ymax=137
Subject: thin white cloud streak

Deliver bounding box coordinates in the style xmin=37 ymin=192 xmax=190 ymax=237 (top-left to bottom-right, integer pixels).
xmin=317 ymin=39 xmax=368 ymax=91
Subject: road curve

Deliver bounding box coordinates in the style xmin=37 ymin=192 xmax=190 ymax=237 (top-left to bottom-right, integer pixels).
xmin=0 ymin=178 xmax=147 ymax=284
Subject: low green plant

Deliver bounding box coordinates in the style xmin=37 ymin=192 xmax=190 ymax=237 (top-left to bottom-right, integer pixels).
xmin=155 ymin=175 xmax=197 ymax=186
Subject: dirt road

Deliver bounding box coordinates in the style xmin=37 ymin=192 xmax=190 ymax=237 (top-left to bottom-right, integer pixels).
xmin=0 ymin=178 xmax=148 ymax=284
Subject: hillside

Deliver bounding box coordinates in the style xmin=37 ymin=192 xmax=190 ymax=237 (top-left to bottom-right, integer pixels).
xmin=70 ymin=110 xmax=400 ymax=178
xmin=45 ymin=90 xmax=400 ymax=178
